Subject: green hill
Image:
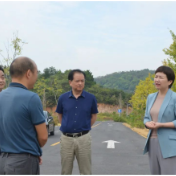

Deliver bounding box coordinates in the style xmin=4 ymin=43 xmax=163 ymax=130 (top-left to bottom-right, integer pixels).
xmin=94 ymin=69 xmax=155 ymax=93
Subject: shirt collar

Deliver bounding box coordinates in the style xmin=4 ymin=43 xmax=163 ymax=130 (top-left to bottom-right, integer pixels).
xmin=9 ymin=82 xmax=28 ymax=90
xmin=69 ymin=90 xmax=85 ymax=98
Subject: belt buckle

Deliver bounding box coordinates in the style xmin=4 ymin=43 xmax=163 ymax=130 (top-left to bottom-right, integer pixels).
xmin=64 ymin=133 xmax=69 ymax=137
xmin=73 ymin=133 xmax=78 ymax=137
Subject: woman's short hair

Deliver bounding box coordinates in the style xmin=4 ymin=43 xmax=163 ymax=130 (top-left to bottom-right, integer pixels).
xmin=68 ymin=69 xmax=86 ymax=81
xmin=0 ymin=66 xmax=4 ymax=73
xmin=155 ymin=66 xmax=175 ymax=88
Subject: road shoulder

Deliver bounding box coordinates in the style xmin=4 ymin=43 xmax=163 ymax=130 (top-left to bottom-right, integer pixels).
xmin=123 ymin=123 xmax=149 ymax=138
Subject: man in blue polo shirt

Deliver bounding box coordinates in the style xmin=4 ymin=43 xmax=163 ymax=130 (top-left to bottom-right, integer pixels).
xmin=0 ymin=57 xmax=48 ymax=175
xmin=56 ymin=69 xmax=98 ymax=175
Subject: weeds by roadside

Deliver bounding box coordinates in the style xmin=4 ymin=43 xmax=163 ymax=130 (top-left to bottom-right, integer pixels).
xmin=126 ymin=109 xmax=145 ymax=128
xmin=49 ymin=108 xmax=145 ymax=129
xmin=47 ymin=110 xmax=59 ymax=125
xmin=97 ymin=109 xmax=145 ymax=129
xmin=97 ymin=112 xmax=126 ymax=122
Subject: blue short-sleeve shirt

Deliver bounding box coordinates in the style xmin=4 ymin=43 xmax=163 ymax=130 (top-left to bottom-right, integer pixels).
xmin=0 ymin=83 xmax=45 ymax=156
xmin=56 ymin=90 xmax=98 ymax=133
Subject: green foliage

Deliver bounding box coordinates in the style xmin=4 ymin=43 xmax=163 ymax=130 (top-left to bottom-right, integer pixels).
xmin=97 ymin=110 xmax=145 ymax=128
xmin=94 ymin=69 xmax=155 ymax=93
xmin=0 ymin=31 xmax=27 ymax=88
xmin=97 ymin=112 xmax=114 ymax=121
xmin=32 ymin=68 xmax=132 ymax=108
xmin=127 ymin=74 xmax=157 ymax=129
xmin=86 ymin=84 xmax=132 ymax=106
xmin=11 ymin=32 xmax=27 ymax=59
xmin=113 ymin=114 xmax=127 ymax=122
xmin=43 ymin=67 xmax=57 ymax=79
xmin=97 ymin=112 xmax=127 ymax=122
xmin=129 ymin=74 xmax=157 ymax=111
xmin=52 ymin=113 xmax=59 ymax=125
xmin=125 ymin=109 xmax=145 ymax=128
xmin=163 ymin=30 xmax=176 ymax=91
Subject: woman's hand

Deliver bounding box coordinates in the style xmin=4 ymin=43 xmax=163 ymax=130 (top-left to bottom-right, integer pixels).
xmin=146 ymin=121 xmax=175 ymax=129
xmin=153 ymin=122 xmax=162 ymax=129
xmin=145 ymin=121 xmax=155 ymax=130
xmin=145 ymin=122 xmax=163 ymax=129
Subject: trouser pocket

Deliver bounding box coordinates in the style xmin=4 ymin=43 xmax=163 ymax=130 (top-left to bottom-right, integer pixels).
xmin=5 ymin=154 xmax=39 ymax=175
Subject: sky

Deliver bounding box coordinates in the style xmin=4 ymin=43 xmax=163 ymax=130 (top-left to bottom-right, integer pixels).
xmin=0 ymin=1 xmax=176 ymax=77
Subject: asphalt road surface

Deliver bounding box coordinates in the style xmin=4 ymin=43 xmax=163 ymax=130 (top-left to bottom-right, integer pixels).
xmin=40 ymin=121 xmax=150 ymax=175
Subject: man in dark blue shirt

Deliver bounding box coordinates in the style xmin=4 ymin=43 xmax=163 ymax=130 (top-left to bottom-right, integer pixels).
xmin=56 ymin=69 xmax=98 ymax=175
xmin=0 ymin=57 xmax=48 ymax=175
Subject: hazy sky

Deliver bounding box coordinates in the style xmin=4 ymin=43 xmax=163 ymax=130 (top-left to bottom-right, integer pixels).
xmin=0 ymin=1 xmax=176 ymax=77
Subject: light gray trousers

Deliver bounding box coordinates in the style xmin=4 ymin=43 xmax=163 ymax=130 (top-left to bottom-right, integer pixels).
xmin=148 ymin=138 xmax=176 ymax=175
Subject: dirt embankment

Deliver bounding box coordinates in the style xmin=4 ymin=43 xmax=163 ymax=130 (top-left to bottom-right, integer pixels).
xmin=46 ymin=103 xmax=133 ymax=115
xmin=97 ymin=103 xmax=133 ymax=113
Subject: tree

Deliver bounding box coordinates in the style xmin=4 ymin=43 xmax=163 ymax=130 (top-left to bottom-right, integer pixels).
xmin=47 ymin=75 xmax=63 ymax=105
xmin=84 ymin=70 xmax=96 ymax=89
xmin=94 ymin=69 xmax=155 ymax=93
xmin=32 ymin=68 xmax=132 ymax=107
xmin=163 ymin=30 xmax=176 ymax=91
xmin=33 ymin=77 xmax=48 ymax=109
xmin=129 ymin=74 xmax=157 ymax=110
xmin=43 ymin=66 xmax=57 ymax=79
xmin=0 ymin=31 xmax=27 ymax=87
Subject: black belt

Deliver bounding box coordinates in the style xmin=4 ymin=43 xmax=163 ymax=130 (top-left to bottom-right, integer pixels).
xmin=63 ymin=131 xmax=89 ymax=137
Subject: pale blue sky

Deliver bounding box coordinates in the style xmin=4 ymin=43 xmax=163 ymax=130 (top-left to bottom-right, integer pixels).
xmin=0 ymin=1 xmax=176 ymax=77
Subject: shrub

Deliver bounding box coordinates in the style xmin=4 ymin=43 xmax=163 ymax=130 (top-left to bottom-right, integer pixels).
xmin=97 ymin=112 xmax=113 ymax=121
xmin=94 ymin=109 xmax=146 ymax=128
xmin=97 ymin=111 xmax=127 ymax=122
xmin=112 ymin=112 xmax=127 ymax=122
xmin=126 ymin=109 xmax=145 ymax=128
xmin=49 ymin=111 xmax=59 ymax=125
xmin=113 ymin=116 xmax=127 ymax=122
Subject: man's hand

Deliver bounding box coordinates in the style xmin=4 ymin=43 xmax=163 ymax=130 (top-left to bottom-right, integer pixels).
xmin=39 ymin=156 xmax=42 ymax=165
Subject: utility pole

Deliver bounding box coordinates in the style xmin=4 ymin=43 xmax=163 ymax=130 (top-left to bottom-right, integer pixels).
xmin=126 ymin=103 xmax=131 ymax=116
xmin=126 ymin=103 xmax=128 ymax=116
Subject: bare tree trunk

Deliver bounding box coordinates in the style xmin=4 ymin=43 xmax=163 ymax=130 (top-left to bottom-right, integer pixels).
xmin=43 ymin=88 xmax=46 ymax=110
xmin=54 ymin=94 xmax=57 ymax=105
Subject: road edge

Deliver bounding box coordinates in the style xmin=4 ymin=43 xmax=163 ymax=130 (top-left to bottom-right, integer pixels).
xmin=122 ymin=123 xmax=148 ymax=138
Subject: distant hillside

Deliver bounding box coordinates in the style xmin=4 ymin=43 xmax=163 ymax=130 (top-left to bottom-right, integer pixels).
xmin=94 ymin=69 xmax=155 ymax=93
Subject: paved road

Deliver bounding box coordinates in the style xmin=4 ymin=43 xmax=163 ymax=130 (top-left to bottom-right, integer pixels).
xmin=40 ymin=121 xmax=150 ymax=175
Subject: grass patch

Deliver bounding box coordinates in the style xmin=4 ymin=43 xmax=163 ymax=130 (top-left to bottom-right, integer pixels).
xmin=97 ymin=110 xmax=146 ymax=129
xmin=125 ymin=109 xmax=145 ymax=129
xmin=97 ymin=112 xmax=114 ymax=121
xmin=50 ymin=109 xmax=145 ymax=129
xmin=97 ymin=112 xmax=127 ymax=122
